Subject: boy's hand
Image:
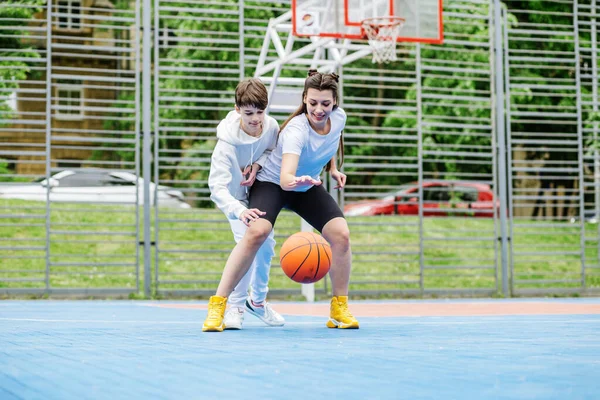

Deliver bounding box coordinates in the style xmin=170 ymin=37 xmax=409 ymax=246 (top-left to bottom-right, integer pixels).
xmin=288 ymin=175 xmax=321 ymax=189
xmin=239 ymin=208 xmax=266 ymax=227
xmin=241 ymin=163 xmax=261 ymax=187
xmin=330 ymin=170 xmax=346 ymax=189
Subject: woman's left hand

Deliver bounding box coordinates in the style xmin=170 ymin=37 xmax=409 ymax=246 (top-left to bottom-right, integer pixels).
xmin=289 ymin=175 xmax=321 ymax=189
xmin=330 ymin=170 xmax=346 ymax=189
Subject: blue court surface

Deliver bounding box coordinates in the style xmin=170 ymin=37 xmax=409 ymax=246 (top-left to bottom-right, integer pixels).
xmin=1 ymin=299 xmax=600 ymax=400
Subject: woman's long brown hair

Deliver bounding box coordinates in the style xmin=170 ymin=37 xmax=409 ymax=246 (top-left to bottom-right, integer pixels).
xmin=279 ymin=69 xmax=344 ymax=172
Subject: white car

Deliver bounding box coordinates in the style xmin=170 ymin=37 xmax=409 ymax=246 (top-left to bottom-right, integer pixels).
xmin=0 ymin=170 xmax=191 ymax=209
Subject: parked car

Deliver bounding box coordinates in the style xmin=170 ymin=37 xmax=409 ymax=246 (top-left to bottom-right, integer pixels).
xmin=0 ymin=169 xmax=191 ymax=209
xmin=569 ymin=210 xmax=598 ymax=224
xmin=344 ymin=181 xmax=497 ymax=217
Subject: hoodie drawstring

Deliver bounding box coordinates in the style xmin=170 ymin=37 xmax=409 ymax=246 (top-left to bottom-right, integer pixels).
xmin=244 ymin=144 xmax=254 ymax=196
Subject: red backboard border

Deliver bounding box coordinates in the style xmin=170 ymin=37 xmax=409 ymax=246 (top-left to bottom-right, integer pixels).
xmin=292 ymin=0 xmax=444 ymax=44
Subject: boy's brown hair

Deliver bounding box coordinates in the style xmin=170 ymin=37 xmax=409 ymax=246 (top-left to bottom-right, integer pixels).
xmin=235 ymin=78 xmax=268 ymax=110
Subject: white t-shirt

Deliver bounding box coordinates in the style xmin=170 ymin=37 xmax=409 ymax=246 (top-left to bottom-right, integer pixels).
xmin=257 ymin=107 xmax=346 ymax=192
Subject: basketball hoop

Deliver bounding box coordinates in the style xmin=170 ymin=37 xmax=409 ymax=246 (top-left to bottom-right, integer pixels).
xmin=361 ymin=16 xmax=405 ymax=64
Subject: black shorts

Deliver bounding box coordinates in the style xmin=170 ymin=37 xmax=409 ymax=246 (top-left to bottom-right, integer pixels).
xmin=248 ymin=180 xmax=345 ymax=232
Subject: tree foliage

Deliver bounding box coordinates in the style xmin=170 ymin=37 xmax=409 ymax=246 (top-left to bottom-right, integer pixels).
xmin=5 ymin=1 xmax=598 ymax=206
xmin=0 ymin=0 xmax=43 ymax=119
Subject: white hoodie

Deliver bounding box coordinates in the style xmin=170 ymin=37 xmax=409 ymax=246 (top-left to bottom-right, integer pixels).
xmin=208 ymin=110 xmax=279 ymax=220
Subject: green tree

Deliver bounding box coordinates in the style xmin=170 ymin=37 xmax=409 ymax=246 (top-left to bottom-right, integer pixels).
xmin=0 ymin=0 xmax=44 ymax=180
xmin=0 ymin=0 xmax=43 ymax=120
xmin=344 ymin=2 xmax=494 ymax=188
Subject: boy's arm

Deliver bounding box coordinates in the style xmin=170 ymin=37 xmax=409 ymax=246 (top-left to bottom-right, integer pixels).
xmin=208 ymin=143 xmax=247 ymax=220
xmin=242 ymin=118 xmax=279 ymax=187
xmin=255 ymin=152 xmax=270 ymax=170
xmin=254 ymin=118 xmax=279 ymax=169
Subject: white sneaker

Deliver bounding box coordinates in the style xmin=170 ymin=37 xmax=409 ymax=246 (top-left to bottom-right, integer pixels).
xmin=223 ymin=307 xmax=244 ymax=330
xmin=245 ymin=299 xmax=285 ymax=327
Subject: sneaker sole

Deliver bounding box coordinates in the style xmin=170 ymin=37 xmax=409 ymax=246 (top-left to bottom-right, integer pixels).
xmin=326 ymin=319 xmax=359 ymax=329
xmin=202 ymin=324 xmax=224 ymax=332
xmin=245 ymin=308 xmax=285 ymax=326
xmin=245 ymin=302 xmax=285 ymax=327
xmin=223 ymin=324 xmax=242 ymax=330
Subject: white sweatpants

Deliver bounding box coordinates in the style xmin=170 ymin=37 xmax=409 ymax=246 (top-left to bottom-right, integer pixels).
xmin=227 ymin=219 xmax=276 ymax=308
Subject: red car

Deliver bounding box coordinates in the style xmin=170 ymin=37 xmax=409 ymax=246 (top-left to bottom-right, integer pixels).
xmin=343 ymin=181 xmax=498 ymax=217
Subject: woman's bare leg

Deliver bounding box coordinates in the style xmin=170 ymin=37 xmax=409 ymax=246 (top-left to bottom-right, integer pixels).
xmin=321 ymin=217 xmax=351 ymax=296
xmin=215 ymin=218 xmax=273 ymax=298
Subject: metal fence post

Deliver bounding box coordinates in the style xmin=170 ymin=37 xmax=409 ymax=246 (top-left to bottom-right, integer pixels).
xmin=300 ymin=219 xmax=315 ymax=302
xmin=239 ymin=0 xmax=245 ymax=79
xmin=142 ymin=0 xmax=152 ymax=297
xmin=153 ymin=0 xmax=160 ymax=295
xmin=135 ymin=0 xmax=142 ymax=294
xmin=416 ymin=42 xmax=424 ymax=294
xmin=592 ymin=0 xmax=600 ymax=274
xmin=494 ymin=0 xmax=510 ymax=296
xmin=502 ymin=5 xmax=515 ymax=296
xmin=574 ymin=0 xmax=587 ymax=289
xmin=44 ymin=1 xmax=53 ymax=294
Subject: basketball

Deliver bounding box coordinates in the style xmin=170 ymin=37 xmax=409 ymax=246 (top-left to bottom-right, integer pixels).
xmin=280 ymin=232 xmax=331 ymax=284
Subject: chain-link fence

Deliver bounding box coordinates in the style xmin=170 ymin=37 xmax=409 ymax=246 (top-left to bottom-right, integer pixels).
xmin=1 ymin=0 xmax=599 ymax=297
xmin=1 ymin=0 xmax=141 ymax=295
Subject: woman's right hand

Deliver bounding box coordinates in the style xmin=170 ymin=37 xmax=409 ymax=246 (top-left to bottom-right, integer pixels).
xmin=289 ymin=175 xmax=321 ymax=189
xmin=239 ymin=208 xmax=266 ymax=227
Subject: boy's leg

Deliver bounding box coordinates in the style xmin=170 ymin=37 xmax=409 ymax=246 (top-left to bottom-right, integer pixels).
xmin=204 ymin=220 xmax=272 ymax=332
xmin=223 ymin=220 xmax=253 ymax=330
xmin=249 ymin=228 xmax=275 ymax=304
xmin=245 ymin=229 xmax=285 ymax=326
xmin=204 ymin=181 xmax=284 ymax=332
xmin=227 ymin=220 xmax=253 ymax=308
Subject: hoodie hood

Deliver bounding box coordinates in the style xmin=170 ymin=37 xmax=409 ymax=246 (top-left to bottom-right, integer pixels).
xmin=217 ymin=110 xmax=264 ymax=146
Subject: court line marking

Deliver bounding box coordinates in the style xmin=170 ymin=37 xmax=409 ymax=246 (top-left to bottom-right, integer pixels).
xmin=2 ymin=317 xmax=600 ymax=325
xmin=0 ymin=318 xmax=203 ymax=324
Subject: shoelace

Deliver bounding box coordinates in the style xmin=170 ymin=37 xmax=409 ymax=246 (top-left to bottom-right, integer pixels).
xmin=263 ymin=303 xmax=274 ymax=318
xmin=337 ymin=301 xmax=354 ymax=318
xmin=208 ymin=302 xmax=225 ymax=320
xmin=265 ymin=303 xmax=284 ymax=322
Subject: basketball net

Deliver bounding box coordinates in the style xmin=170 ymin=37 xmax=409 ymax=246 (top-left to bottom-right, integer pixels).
xmin=361 ymin=16 xmax=405 ymax=64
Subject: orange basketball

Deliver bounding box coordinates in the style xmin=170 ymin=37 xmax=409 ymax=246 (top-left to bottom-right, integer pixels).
xmin=280 ymin=232 xmax=331 ymax=284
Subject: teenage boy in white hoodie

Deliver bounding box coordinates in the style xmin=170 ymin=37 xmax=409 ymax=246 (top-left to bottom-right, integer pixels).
xmin=208 ymin=78 xmax=284 ymax=330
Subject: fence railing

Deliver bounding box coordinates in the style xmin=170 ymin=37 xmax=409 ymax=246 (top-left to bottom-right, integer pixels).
xmin=0 ymin=0 xmax=599 ymax=298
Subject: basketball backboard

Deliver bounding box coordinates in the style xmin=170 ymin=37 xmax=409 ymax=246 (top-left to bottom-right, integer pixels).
xmin=292 ymin=0 xmax=443 ymax=44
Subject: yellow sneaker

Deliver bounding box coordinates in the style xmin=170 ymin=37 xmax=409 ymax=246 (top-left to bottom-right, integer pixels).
xmin=326 ymin=295 xmax=359 ymax=329
xmin=202 ymin=295 xmax=227 ymax=332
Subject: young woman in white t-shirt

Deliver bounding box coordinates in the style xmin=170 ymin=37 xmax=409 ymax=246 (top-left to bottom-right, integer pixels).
xmin=203 ymin=70 xmax=359 ymax=332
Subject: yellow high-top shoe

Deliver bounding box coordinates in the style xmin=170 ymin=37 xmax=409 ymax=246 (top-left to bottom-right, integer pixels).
xmin=326 ymin=295 xmax=359 ymax=329
xmin=202 ymin=295 xmax=227 ymax=332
